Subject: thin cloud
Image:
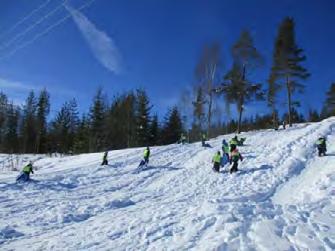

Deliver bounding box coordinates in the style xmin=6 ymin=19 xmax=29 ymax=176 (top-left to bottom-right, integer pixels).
xmin=65 ymin=4 xmax=121 ymax=74
xmin=0 ymin=77 xmax=78 ymax=98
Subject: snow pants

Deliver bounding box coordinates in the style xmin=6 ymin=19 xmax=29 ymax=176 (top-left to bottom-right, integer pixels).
xmin=318 ymin=146 xmax=326 ymax=156
xmin=213 ymin=162 xmax=220 ymax=172
xmin=230 ymin=161 xmax=239 ymax=173
xmin=16 ymin=172 xmax=29 ymax=182
xmin=101 ymin=159 xmax=108 ymax=166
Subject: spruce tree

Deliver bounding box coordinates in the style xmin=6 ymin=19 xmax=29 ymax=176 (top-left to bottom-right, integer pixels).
xmin=20 ymin=91 xmax=37 ymax=153
xmin=308 ymin=109 xmax=320 ymax=122
xmin=161 ymin=107 xmax=183 ymax=145
xmin=89 ymin=88 xmax=107 ymax=152
xmin=73 ymin=114 xmax=90 ymax=153
xmin=149 ymin=114 xmax=159 ymax=146
xmin=0 ymin=93 xmax=8 ymax=151
xmin=4 ymin=103 xmax=19 ymax=153
xmin=322 ymin=82 xmax=335 ymax=117
xmin=270 ymin=17 xmax=310 ymax=127
xmin=36 ymin=89 xmax=50 ymax=153
xmin=135 ymin=89 xmax=151 ymax=146
xmin=50 ymin=102 xmax=72 ymax=153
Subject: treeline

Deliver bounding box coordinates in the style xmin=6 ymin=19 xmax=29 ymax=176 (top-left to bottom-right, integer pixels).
xmin=0 ymin=80 xmax=333 ymax=154
xmin=0 ymin=88 xmax=184 ymax=154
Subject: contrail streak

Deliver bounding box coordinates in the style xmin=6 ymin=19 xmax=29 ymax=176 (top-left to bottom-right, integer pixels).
xmin=0 ymin=0 xmax=96 ymax=60
xmin=0 ymin=1 xmax=66 ymax=50
xmin=0 ymin=0 xmax=51 ymax=39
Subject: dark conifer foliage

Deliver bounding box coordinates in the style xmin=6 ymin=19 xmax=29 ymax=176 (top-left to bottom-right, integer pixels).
xmin=135 ymin=89 xmax=152 ymax=147
xmin=161 ymin=107 xmax=183 ymax=145
xmin=89 ymin=88 xmax=108 ymax=152
xmin=322 ymin=82 xmax=335 ymax=117
xmin=36 ymin=89 xmax=50 ymax=153
xmin=222 ymin=30 xmax=264 ymax=133
xmin=270 ymin=17 xmax=310 ymax=127
xmin=20 ymin=91 xmax=38 ymax=153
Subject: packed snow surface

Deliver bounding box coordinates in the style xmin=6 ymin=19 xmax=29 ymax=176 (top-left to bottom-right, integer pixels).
xmin=1 ymin=118 xmax=335 ymax=250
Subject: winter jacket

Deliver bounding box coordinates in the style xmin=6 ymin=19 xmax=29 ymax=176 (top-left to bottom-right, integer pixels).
xmin=222 ymin=144 xmax=230 ymax=153
xmin=229 ymin=138 xmax=238 ymax=146
xmin=23 ymin=164 xmax=34 ymax=174
xmin=144 ymin=149 xmax=150 ymax=158
xmin=230 ymin=149 xmax=243 ymax=162
xmin=212 ymin=153 xmax=221 ymax=163
xmin=316 ymin=138 xmax=326 ymax=147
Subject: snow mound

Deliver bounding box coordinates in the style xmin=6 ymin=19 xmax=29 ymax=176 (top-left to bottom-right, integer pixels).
xmin=1 ymin=118 xmax=335 ymax=250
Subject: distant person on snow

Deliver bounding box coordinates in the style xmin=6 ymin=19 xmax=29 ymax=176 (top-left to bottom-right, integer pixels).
xmin=229 ymin=136 xmax=238 ymax=152
xmin=230 ymin=148 xmax=243 ymax=174
xmin=316 ymin=137 xmax=327 ymax=156
xmin=101 ymin=151 xmax=108 ymax=166
xmin=16 ymin=162 xmax=34 ymax=182
xmin=180 ymin=133 xmax=187 ymax=144
xmin=139 ymin=147 xmax=151 ymax=168
xmin=201 ymin=133 xmax=207 ymax=147
xmin=212 ymin=151 xmax=221 ymax=172
xmin=221 ymin=139 xmax=230 ymax=166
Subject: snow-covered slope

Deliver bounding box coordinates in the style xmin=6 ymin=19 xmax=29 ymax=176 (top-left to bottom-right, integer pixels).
xmin=1 ymin=118 xmax=335 ymax=250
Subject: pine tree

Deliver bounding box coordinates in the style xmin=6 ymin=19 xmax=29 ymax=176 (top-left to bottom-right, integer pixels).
xmin=89 ymin=88 xmax=107 ymax=152
xmin=223 ymin=30 xmax=263 ymax=133
xmin=135 ymin=89 xmax=151 ymax=146
xmin=36 ymin=89 xmax=50 ymax=153
xmin=270 ymin=17 xmax=310 ymax=127
xmin=161 ymin=107 xmax=183 ymax=145
xmin=322 ymin=82 xmax=335 ymax=117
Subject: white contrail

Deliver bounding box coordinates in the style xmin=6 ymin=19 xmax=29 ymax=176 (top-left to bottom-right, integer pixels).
xmin=0 ymin=1 xmax=66 ymax=50
xmin=0 ymin=0 xmax=96 ymax=60
xmin=65 ymin=2 xmax=121 ymax=74
xmin=0 ymin=0 xmax=51 ymax=39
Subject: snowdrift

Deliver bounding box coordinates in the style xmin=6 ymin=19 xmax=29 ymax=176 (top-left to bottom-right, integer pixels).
xmin=1 ymin=118 xmax=335 ymax=250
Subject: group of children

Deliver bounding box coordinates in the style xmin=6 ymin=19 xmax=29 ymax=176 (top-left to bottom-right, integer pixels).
xmin=212 ymin=136 xmax=244 ymax=174
xmin=16 ymin=135 xmax=328 ymax=182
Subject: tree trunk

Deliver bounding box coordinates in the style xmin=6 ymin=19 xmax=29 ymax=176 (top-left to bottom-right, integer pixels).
xmin=207 ymin=91 xmax=213 ymax=137
xmin=272 ymin=109 xmax=277 ymax=130
xmin=207 ymin=64 xmax=216 ymax=138
xmin=286 ymin=75 xmax=292 ymax=127
xmin=237 ymin=65 xmax=246 ymax=134
xmin=237 ymin=103 xmax=243 ymax=134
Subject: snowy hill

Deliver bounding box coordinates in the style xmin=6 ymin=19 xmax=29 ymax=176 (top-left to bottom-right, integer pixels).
xmin=1 ymin=118 xmax=335 ymax=250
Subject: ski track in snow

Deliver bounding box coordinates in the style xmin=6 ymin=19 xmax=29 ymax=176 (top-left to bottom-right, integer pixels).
xmin=0 ymin=118 xmax=335 ymax=250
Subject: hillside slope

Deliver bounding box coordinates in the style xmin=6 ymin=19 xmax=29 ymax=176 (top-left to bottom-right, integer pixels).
xmin=1 ymin=118 xmax=335 ymax=250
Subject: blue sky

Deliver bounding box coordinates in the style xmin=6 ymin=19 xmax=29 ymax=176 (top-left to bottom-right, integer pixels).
xmin=0 ymin=0 xmax=333 ymax=120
